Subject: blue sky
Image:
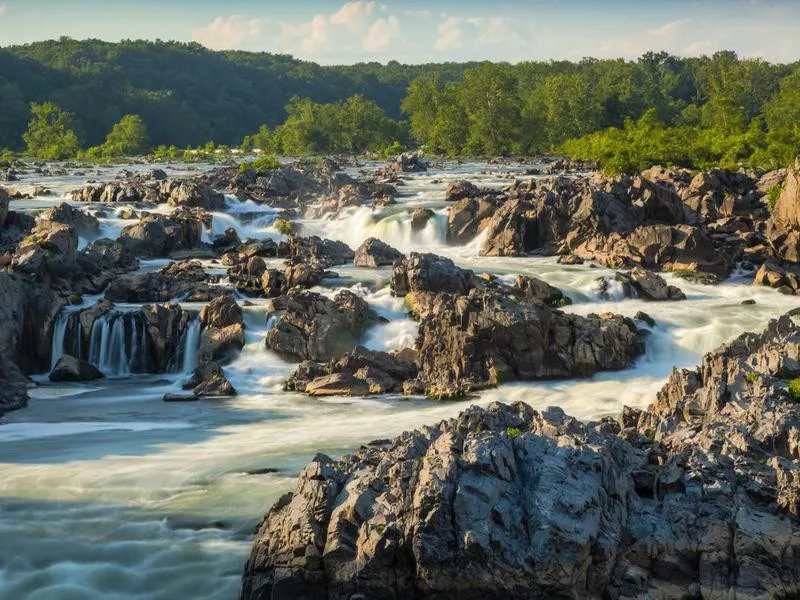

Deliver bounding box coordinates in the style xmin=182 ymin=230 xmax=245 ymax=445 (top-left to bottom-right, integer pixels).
xmin=1 ymin=0 xmax=799 ymax=64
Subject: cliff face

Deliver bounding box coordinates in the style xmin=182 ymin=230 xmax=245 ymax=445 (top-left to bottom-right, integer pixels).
xmin=241 ymin=316 xmax=800 ymax=600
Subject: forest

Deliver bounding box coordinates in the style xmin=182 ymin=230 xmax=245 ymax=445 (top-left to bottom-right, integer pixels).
xmin=2 ymin=38 xmax=800 ymax=172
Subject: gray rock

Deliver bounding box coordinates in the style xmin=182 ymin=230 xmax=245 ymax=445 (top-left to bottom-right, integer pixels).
xmin=353 ymin=237 xmax=404 ymax=268
xmin=49 ymin=354 xmax=104 ymax=382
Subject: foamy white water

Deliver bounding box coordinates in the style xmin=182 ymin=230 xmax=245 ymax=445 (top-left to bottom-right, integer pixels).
xmin=1 ymin=159 xmax=799 ymax=599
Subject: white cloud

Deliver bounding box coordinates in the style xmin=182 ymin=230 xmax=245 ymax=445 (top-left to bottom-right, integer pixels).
xmin=191 ymin=15 xmax=267 ymax=50
xmin=330 ymin=1 xmax=375 ymax=28
xmin=434 ymin=17 xmax=464 ymax=51
xmin=364 ymin=15 xmax=400 ymax=52
xmin=435 ymin=16 xmax=519 ymax=54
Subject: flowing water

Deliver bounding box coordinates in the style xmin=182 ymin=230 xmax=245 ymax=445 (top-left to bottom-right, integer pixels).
xmin=1 ymin=160 xmax=799 ymax=599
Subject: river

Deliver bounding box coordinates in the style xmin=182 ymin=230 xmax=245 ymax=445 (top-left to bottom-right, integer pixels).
xmin=0 ymin=160 xmax=797 ymax=599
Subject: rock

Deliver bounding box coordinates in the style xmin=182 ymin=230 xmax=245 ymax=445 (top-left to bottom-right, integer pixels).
xmin=140 ymin=303 xmax=190 ymax=373
xmin=183 ymin=361 xmax=236 ymax=397
xmin=0 ymin=357 xmax=28 ymax=415
xmin=105 ymin=261 xmax=215 ymax=303
xmin=161 ymin=179 xmax=226 ymax=210
xmin=212 ymin=227 xmax=241 ymax=253
xmin=410 ymin=207 xmax=435 ymax=231
xmin=11 ymin=221 xmax=78 ymax=279
xmin=0 ymin=187 xmax=8 ymax=227
xmin=199 ymin=323 xmax=245 ymax=362
xmin=767 ymin=158 xmax=800 ymax=262
xmin=753 ymin=261 xmax=800 ymax=294
xmin=71 ymin=181 xmax=156 ymax=204
xmin=391 ymin=252 xmax=479 ymax=297
xmin=445 ymin=179 xmax=480 ymax=202
xmin=391 ymin=152 xmax=427 ymax=173
xmin=634 ymin=310 xmax=655 ymax=327
xmin=287 ymin=346 xmax=418 ymax=395
xmin=285 ymin=236 xmax=354 ymax=269
xmin=163 ymin=393 xmax=198 ymax=402
xmin=624 ymin=266 xmax=686 ymax=300
xmin=353 ymin=237 xmax=404 ymax=268
xmin=36 ymin=202 xmax=100 ymax=238
xmin=200 ymin=295 xmax=243 ymax=329
xmin=406 ymin=289 xmax=644 ymax=396
xmin=49 ymin=355 xmax=104 ymax=382
xmin=265 ymin=290 xmax=384 ymax=362
xmin=447 ymin=196 xmax=503 ymax=244
xmin=244 ymin=318 xmax=800 ymax=599
xmin=514 ymin=275 xmax=570 ymax=307
xmin=557 ymin=254 xmax=584 ymax=265
xmin=118 ymin=208 xmax=208 ymax=258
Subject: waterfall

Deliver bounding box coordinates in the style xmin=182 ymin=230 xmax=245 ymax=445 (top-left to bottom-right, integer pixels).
xmin=84 ymin=311 xmax=149 ymax=376
xmin=50 ymin=312 xmax=83 ymax=369
xmin=180 ymin=318 xmax=202 ymax=373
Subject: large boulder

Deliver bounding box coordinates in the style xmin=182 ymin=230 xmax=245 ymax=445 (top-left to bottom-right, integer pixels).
xmin=161 ymin=179 xmax=226 ymax=210
xmin=406 ymin=289 xmax=644 ymax=396
xmin=447 ymin=196 xmax=503 ymax=244
xmin=200 ymin=295 xmax=243 ymax=329
xmin=183 ymin=361 xmax=236 ymax=397
xmin=286 ymin=346 xmax=418 ymax=396
xmin=285 ymin=236 xmax=354 ymax=269
xmin=390 ymin=252 xmax=479 ymax=297
xmin=199 ymin=323 xmax=245 ymax=362
xmin=242 ymin=317 xmax=800 ymax=600
xmin=36 ymin=202 xmax=100 ymax=238
xmin=105 ymin=261 xmax=216 ymax=303
xmin=767 ymin=158 xmax=800 ymax=262
xmin=140 ymin=303 xmax=190 ymax=373
xmin=445 ymin=179 xmax=480 ymax=202
xmin=265 ymin=290 xmax=384 ymax=362
xmin=75 ymin=239 xmax=139 ymax=294
xmin=623 ymin=266 xmax=686 ymax=300
xmin=71 ymin=181 xmax=155 ymax=204
xmin=11 ymin=221 xmax=78 ymax=279
xmin=49 ymin=354 xmax=104 ymax=382
xmin=353 ymin=237 xmax=404 ymax=268
xmin=514 ymin=275 xmax=570 ymax=307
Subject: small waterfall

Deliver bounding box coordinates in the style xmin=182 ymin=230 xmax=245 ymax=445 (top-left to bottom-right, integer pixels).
xmin=85 ymin=311 xmax=149 ymax=376
xmin=180 ymin=318 xmax=202 ymax=373
xmin=50 ymin=312 xmax=80 ymax=369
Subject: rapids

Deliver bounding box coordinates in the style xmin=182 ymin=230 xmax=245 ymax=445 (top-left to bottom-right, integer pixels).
xmin=1 ymin=160 xmax=798 ymax=599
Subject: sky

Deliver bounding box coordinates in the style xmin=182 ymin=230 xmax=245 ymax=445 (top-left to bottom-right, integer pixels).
xmin=0 ymin=0 xmax=799 ymax=65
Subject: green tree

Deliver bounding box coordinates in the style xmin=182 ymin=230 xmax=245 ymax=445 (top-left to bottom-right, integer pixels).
xmin=23 ymin=101 xmax=80 ymax=159
xmin=100 ymin=114 xmax=148 ymax=156
xmin=459 ymin=63 xmax=522 ymax=155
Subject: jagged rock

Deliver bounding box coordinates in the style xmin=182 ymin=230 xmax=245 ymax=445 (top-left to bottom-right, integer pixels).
xmin=391 ymin=252 xmax=479 ymax=297
xmin=624 ymin=266 xmax=686 ymax=300
xmin=390 ymin=152 xmax=427 ymax=173
xmin=74 ymin=239 xmax=139 ymax=294
xmin=265 ymin=290 xmax=384 ymax=362
xmin=405 ymin=289 xmax=644 ymax=396
xmin=285 ymin=236 xmax=354 ymax=269
xmin=447 ymin=196 xmax=503 ymax=244
xmin=514 ymin=275 xmax=570 ymax=307
xmin=0 ymin=357 xmax=28 ymax=415
xmin=140 ymin=303 xmax=190 ymax=373
xmin=557 ymin=254 xmax=584 ymax=265
xmin=353 ymin=237 xmax=404 ymax=268
xmin=71 ymin=181 xmax=155 ymax=204
xmin=767 ymin=158 xmax=800 ymax=262
xmin=445 ymin=179 xmax=480 ymax=202
xmin=287 ymin=346 xmax=418 ymax=396
xmin=200 ymin=295 xmax=243 ymax=329
xmin=36 ymin=202 xmax=99 ymax=238
xmin=212 ymin=227 xmax=242 ymax=253
xmin=160 ymin=179 xmax=226 ymax=210
xmin=244 ymin=317 xmax=800 ymax=599
xmin=118 ymin=207 xmax=210 ymax=259
xmin=199 ymin=323 xmax=245 ymax=362
xmin=11 ymin=221 xmax=78 ymax=279
xmin=754 ymin=261 xmax=800 ymax=295
xmin=183 ymin=361 xmax=236 ymax=397
xmin=49 ymin=355 xmax=104 ymax=382
xmin=410 ymin=207 xmax=435 ymax=231
xmin=105 ymin=261 xmax=214 ymax=303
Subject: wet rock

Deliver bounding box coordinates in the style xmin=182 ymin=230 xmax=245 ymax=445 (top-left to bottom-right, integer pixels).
xmin=49 ymin=354 xmax=104 ymax=382
xmin=634 ymin=310 xmax=656 ymax=327
xmin=183 ymin=361 xmax=236 ymax=397
xmin=391 ymin=252 xmax=479 ymax=297
xmin=75 ymin=239 xmax=139 ymax=294
xmin=624 ymin=267 xmax=686 ymax=300
xmin=557 ymin=254 xmax=584 ymax=265
xmin=753 ymin=261 xmax=800 ymax=295
xmin=285 ymin=236 xmax=354 ymax=269
xmin=287 ymin=346 xmax=418 ymax=395
xmin=353 ymin=237 xmax=404 ymax=268
xmin=36 ymin=202 xmax=99 ymax=238
xmin=199 ymin=323 xmax=245 ymax=362
xmin=212 ymin=227 xmax=241 ymax=253
xmin=118 ymin=208 xmax=208 ymax=258
xmin=140 ymin=303 xmax=190 ymax=373
xmin=407 ymin=289 xmax=643 ymax=396
xmin=163 ymin=393 xmax=198 ymax=402
xmin=265 ymin=290 xmax=384 ymax=362
xmin=410 ymin=207 xmax=435 ymax=231
xmin=447 ymin=196 xmax=503 ymax=244
xmin=0 ymin=357 xmax=28 ymax=415
xmin=390 ymin=152 xmax=427 ymax=173
xmin=105 ymin=261 xmax=214 ymax=303
xmin=445 ymin=179 xmax=480 ymax=202
xmin=161 ymin=179 xmax=226 ymax=210
xmin=200 ymin=295 xmax=243 ymax=329
xmin=71 ymin=181 xmax=155 ymax=204
xmin=514 ymin=275 xmax=570 ymax=307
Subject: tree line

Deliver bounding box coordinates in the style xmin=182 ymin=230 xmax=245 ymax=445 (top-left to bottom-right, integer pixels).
xmin=4 ymin=38 xmax=800 ymax=172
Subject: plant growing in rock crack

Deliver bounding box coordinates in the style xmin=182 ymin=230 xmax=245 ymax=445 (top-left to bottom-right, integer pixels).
xmin=506 ymin=427 xmax=523 ymax=437
xmin=788 ymin=377 xmax=800 ymax=402
xmin=273 ymin=218 xmax=297 ymax=236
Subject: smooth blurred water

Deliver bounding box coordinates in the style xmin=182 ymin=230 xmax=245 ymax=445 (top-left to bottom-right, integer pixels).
xmin=1 ymin=159 xmax=799 ymax=599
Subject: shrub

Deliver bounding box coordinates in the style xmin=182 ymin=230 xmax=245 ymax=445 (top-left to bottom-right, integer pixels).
xmin=788 ymin=377 xmax=800 ymax=402
xmin=273 ymin=218 xmax=296 ymax=236
xmin=766 ymin=184 xmax=782 ymax=212
xmin=240 ymin=154 xmax=282 ymax=173
xmin=744 ymin=371 xmax=757 ymax=384
xmin=506 ymin=427 xmax=523 ymax=437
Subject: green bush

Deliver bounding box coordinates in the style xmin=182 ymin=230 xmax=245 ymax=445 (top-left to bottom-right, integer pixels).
xmin=788 ymin=377 xmax=800 ymax=402
xmin=273 ymin=218 xmax=296 ymax=236
xmin=240 ymin=154 xmax=282 ymax=173
xmin=766 ymin=184 xmax=783 ymax=212
xmin=506 ymin=427 xmax=523 ymax=437
xmin=744 ymin=371 xmax=757 ymax=384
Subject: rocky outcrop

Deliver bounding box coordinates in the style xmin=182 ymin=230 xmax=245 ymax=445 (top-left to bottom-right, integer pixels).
xmin=118 ymin=208 xmax=209 ymax=259
xmin=75 ymin=239 xmax=139 ymax=294
xmin=11 ymin=221 xmax=78 ymax=280
xmin=242 ymin=317 xmax=800 ymax=600
xmin=105 ymin=261 xmax=216 ymax=303
xmin=36 ymin=202 xmax=99 ymax=238
xmin=447 ymin=195 xmax=503 ymax=244
xmin=410 ymin=208 xmax=435 ymax=231
xmin=286 ymin=346 xmax=418 ymax=396
xmin=753 ymin=261 xmax=800 ymax=295
xmin=49 ymin=355 xmax=104 ymax=382
xmin=621 ymin=267 xmax=686 ymax=300
xmin=390 ymin=152 xmax=427 ymax=173
xmin=199 ymin=295 xmax=245 ymax=362
xmin=71 ymin=181 xmax=156 ymax=204
xmin=514 ymin=275 xmax=570 ymax=307
xmin=0 ymin=187 xmax=8 ymax=227
xmin=406 ymin=289 xmax=644 ymax=396
xmin=182 ymin=361 xmax=236 ymax=397
xmin=767 ymin=158 xmax=800 ymax=262
xmin=390 ymin=253 xmax=479 ymax=297
xmin=265 ymin=290 xmax=384 ymax=362
xmin=161 ymin=179 xmax=226 ymax=210
xmin=141 ymin=303 xmax=190 ymax=373
xmin=285 ymin=236 xmax=354 ymax=269
xmin=353 ymin=237 xmax=404 ymax=268
xmin=444 ymin=179 xmax=480 ymax=202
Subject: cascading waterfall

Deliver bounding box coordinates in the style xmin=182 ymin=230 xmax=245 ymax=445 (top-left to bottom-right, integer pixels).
xmin=87 ymin=311 xmax=149 ymax=376
xmin=50 ymin=312 xmax=82 ymax=369
xmin=180 ymin=318 xmax=202 ymax=373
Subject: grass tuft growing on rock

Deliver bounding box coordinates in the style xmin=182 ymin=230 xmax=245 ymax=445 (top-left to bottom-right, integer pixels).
xmin=788 ymin=377 xmax=800 ymax=402
xmin=273 ymin=218 xmax=296 ymax=236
